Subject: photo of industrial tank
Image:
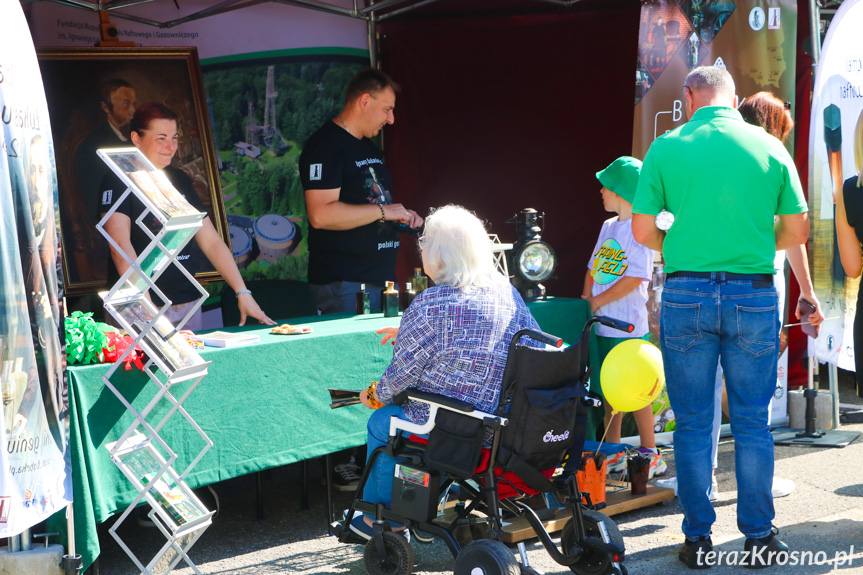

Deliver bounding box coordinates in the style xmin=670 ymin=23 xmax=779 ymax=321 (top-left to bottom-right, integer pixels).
xmin=204 ymin=59 xmax=366 ymax=285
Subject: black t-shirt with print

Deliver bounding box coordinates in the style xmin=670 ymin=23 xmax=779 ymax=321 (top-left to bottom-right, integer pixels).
xmin=299 ymin=120 xmax=399 ymax=285
xmin=99 ymin=165 xmax=206 ymax=305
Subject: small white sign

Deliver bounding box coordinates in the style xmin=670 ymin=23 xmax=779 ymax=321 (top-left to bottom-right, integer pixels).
xmin=768 ymin=7 xmax=781 ymax=30
xmin=749 ymin=7 xmax=766 ymax=31
xmin=310 ymin=163 xmax=322 ymax=181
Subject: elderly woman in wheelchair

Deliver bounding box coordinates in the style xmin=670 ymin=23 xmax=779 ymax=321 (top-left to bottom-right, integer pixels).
xmin=333 ymin=205 xmax=629 ymax=575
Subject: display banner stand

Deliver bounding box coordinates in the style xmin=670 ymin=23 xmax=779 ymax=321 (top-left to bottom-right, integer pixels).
xmin=95 ymin=147 xmax=213 ymax=574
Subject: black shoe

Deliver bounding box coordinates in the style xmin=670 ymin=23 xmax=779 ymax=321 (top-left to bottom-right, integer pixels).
xmin=743 ymin=528 xmax=789 ymax=569
xmin=410 ymin=527 xmax=435 ymax=544
xmin=679 ymin=537 xmax=714 ymax=569
xmin=331 ymin=462 xmax=361 ymax=492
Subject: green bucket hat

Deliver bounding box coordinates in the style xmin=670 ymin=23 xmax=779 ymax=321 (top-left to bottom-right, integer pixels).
xmin=596 ymin=156 xmax=643 ymax=204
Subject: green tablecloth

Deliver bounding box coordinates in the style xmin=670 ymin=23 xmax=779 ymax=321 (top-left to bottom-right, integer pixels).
xmin=51 ymin=298 xmax=591 ymax=570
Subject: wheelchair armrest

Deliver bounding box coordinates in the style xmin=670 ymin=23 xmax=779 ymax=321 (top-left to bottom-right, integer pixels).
xmin=395 ymin=389 xmax=475 ymax=413
xmin=388 ymin=390 xmax=508 ymax=437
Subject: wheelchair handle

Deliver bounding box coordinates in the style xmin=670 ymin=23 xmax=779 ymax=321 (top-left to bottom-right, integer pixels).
xmin=510 ymin=329 xmax=563 ymax=348
xmin=593 ymin=316 xmax=634 ymax=334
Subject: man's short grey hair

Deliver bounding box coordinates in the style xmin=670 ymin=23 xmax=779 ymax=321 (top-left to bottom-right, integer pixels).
xmin=422 ymin=205 xmax=497 ymax=290
xmin=684 ymin=66 xmax=735 ymax=97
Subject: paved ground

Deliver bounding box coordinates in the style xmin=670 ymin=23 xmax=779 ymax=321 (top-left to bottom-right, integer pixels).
xmin=89 ymin=368 xmax=863 ymax=575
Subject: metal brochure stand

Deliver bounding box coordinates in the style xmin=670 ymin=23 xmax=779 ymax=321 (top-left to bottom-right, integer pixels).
xmin=95 ymin=148 xmax=214 ymax=574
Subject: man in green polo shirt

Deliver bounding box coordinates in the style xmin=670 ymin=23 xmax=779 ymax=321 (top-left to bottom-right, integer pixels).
xmin=632 ymin=66 xmax=808 ymax=570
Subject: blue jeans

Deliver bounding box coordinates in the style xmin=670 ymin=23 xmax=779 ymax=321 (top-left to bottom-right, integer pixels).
xmin=363 ymin=404 xmax=407 ymax=508
xmin=661 ymin=274 xmax=779 ymax=540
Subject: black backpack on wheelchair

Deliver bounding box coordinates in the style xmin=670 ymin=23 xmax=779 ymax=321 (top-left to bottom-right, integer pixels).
xmin=331 ymin=316 xmax=632 ymax=575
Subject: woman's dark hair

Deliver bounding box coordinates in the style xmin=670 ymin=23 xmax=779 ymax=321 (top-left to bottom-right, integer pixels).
xmin=739 ymin=91 xmax=794 ymax=143
xmin=130 ymin=102 xmax=179 ymax=135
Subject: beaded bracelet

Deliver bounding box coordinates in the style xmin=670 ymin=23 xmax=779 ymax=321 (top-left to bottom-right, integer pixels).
xmin=367 ymin=381 xmax=384 ymax=409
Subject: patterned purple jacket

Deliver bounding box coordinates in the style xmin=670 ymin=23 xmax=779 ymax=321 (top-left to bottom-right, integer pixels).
xmin=375 ymin=274 xmax=541 ymax=426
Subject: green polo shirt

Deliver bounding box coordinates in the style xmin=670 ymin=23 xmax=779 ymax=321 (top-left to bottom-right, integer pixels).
xmin=632 ymin=106 xmax=807 ymax=275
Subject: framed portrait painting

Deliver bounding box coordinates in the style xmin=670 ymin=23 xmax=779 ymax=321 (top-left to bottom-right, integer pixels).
xmin=36 ymin=47 xmax=228 ymax=296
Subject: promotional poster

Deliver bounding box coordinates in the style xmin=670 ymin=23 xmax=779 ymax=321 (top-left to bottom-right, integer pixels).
xmin=633 ymin=0 xmax=797 ymax=156
xmin=0 ymin=0 xmax=70 ymax=538
xmin=628 ymin=0 xmax=798 ymax=435
xmin=808 ymin=0 xmax=863 ymax=377
xmin=26 ymin=3 xmax=370 ymax=291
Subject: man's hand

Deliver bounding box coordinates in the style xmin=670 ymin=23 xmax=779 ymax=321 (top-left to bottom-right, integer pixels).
xmin=306 ymin=188 xmax=422 ymax=230
xmin=383 ymin=203 xmax=418 ymax=225
xmin=795 ymin=295 xmax=825 ymax=336
xmin=377 ymin=326 xmax=399 ymax=345
xmin=405 ymin=209 xmax=424 ymax=229
xmin=238 ymin=293 xmax=276 ymax=326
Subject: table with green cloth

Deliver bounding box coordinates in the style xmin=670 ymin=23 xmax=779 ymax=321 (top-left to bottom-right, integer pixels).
xmin=50 ymin=297 xmax=591 ymax=571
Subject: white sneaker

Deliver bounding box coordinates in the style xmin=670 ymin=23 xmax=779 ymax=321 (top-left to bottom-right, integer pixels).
xmin=771 ymin=476 xmax=795 ymax=498
xmin=655 ymin=476 xmax=719 ymax=501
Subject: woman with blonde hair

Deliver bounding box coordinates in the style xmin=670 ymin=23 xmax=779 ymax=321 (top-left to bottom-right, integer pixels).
xmin=835 ymin=108 xmax=863 ymax=394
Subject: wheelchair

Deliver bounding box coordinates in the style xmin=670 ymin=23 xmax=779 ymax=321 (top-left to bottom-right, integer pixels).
xmin=330 ymin=315 xmax=633 ymax=575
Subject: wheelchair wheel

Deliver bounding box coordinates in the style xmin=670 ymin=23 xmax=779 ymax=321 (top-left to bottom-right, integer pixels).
xmin=454 ymin=539 xmax=520 ymax=575
xmin=363 ymin=531 xmax=415 ymax=575
xmin=561 ymin=510 xmax=625 ymax=575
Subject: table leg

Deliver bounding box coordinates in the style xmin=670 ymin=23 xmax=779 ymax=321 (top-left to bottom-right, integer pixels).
xmin=256 ymin=471 xmax=263 ymax=521
xmin=301 ymin=460 xmax=309 ymax=510
xmin=325 ymin=453 xmax=334 ymax=524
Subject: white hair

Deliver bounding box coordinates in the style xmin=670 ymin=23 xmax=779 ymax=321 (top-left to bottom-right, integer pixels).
xmin=422 ymin=205 xmax=497 ymax=290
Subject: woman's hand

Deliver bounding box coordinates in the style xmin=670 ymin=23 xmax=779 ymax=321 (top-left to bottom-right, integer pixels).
xmin=377 ymin=326 xmax=399 ymax=345
xmin=359 ymin=388 xmax=374 ymax=409
xmin=238 ymin=292 xmax=276 ymax=326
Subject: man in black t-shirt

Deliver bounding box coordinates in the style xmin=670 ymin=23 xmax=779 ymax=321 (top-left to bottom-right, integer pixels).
xmin=300 ymin=68 xmax=423 ymax=314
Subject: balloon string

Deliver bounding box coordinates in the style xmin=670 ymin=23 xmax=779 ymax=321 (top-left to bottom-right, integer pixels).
xmin=596 ymin=410 xmax=620 ymax=455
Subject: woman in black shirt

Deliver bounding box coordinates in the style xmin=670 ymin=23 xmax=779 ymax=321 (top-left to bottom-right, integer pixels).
xmin=100 ymin=103 xmax=273 ymax=329
xmin=835 ymin=108 xmax=863 ymax=394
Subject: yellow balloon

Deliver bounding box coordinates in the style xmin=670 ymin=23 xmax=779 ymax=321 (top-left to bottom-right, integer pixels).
xmin=601 ymin=339 xmax=665 ymax=412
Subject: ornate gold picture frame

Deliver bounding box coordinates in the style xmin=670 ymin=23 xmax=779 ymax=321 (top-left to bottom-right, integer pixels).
xmin=36 ymin=47 xmax=227 ymax=296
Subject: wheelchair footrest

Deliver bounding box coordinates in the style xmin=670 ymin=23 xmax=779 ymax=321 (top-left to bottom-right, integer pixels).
xmin=329 ymin=520 xmax=370 ymax=545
